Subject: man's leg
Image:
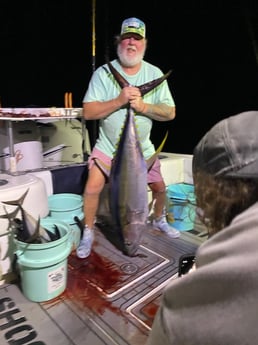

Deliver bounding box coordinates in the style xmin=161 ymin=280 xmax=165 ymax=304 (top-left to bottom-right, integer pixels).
xmin=77 ymin=164 xmax=106 ymax=258
xmin=148 ymin=160 xmax=180 ymax=239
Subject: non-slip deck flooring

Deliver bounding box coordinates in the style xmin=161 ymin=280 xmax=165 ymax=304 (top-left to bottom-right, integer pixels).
xmin=0 ymin=225 xmax=204 ymax=345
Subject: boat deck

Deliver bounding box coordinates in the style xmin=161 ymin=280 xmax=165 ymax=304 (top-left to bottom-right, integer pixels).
xmin=0 ymin=224 xmax=206 ymax=345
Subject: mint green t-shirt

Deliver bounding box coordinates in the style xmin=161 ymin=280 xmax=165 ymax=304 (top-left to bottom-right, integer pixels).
xmin=83 ymin=59 xmax=175 ymax=159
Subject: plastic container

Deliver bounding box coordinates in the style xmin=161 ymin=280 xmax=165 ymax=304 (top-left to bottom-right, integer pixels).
xmin=3 ymin=141 xmax=43 ymax=171
xmin=47 ymin=193 xmax=84 ymax=248
xmin=15 ymin=218 xmax=72 ymax=302
xmin=166 ymin=183 xmax=196 ymax=231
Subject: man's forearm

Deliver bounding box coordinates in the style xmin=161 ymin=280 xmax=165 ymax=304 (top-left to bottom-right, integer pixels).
xmin=83 ymin=99 xmax=121 ymax=120
xmin=83 ymin=100 xmax=175 ymax=122
xmin=142 ymin=103 xmax=176 ymax=121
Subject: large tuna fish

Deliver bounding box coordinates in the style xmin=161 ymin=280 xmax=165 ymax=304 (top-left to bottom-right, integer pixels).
xmin=96 ymin=62 xmax=171 ymax=256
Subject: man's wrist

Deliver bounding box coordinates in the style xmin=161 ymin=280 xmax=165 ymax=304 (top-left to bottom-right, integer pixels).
xmin=141 ymin=102 xmax=148 ymax=114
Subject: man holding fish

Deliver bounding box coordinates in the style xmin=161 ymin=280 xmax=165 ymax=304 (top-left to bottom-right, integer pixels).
xmin=77 ymin=17 xmax=180 ymax=259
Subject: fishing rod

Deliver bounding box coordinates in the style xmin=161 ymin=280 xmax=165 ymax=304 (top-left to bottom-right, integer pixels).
xmin=90 ymin=0 xmax=98 ymax=148
xmin=82 ymin=0 xmax=97 ymax=161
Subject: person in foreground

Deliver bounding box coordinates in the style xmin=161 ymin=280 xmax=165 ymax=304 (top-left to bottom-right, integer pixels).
xmin=147 ymin=110 xmax=258 ymax=345
xmin=77 ymin=17 xmax=180 ymax=259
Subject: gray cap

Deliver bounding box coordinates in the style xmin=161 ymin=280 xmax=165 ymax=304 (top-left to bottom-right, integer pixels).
xmin=193 ymin=111 xmax=258 ymax=178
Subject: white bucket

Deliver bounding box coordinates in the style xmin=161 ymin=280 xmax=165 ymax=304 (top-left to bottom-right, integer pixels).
xmin=3 ymin=141 xmax=43 ymax=171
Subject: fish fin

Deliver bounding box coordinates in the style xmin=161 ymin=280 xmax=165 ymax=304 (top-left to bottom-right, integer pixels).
xmin=138 ymin=70 xmax=172 ymax=96
xmin=146 ymin=131 xmax=168 ymax=170
xmin=106 ymin=60 xmax=171 ymax=97
xmin=38 ymin=219 xmax=53 ymax=242
xmin=2 ymin=188 xmax=29 ymax=207
xmin=25 ymin=216 xmax=51 ymax=243
xmin=106 ymin=60 xmax=130 ymax=89
xmin=74 ymin=216 xmax=84 ymax=239
xmin=54 ymin=225 xmax=61 ymax=240
xmin=39 ymin=231 xmax=53 ymax=243
xmin=0 ymin=204 xmax=19 ymax=221
xmin=25 ymin=216 xmax=41 ymax=243
xmin=45 ymin=225 xmax=60 ymax=241
xmin=0 ymin=189 xmax=29 ymax=226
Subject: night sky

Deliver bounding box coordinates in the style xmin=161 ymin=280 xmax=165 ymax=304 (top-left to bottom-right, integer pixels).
xmin=1 ymin=0 xmax=258 ymax=153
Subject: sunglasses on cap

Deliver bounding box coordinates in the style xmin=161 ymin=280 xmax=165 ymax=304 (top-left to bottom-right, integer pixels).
xmin=120 ymin=33 xmax=144 ymax=40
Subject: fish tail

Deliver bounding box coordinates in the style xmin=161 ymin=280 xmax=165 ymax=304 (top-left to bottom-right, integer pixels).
xmin=0 ymin=204 xmax=19 ymax=220
xmin=2 ymin=188 xmax=30 ymax=207
xmin=106 ymin=60 xmax=130 ymax=89
xmin=138 ymin=70 xmax=172 ymax=96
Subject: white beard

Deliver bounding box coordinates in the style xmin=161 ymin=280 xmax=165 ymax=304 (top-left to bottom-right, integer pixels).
xmin=117 ymin=45 xmax=145 ymax=67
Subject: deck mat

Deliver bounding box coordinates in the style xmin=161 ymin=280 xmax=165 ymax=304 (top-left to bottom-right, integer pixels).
xmin=0 ymin=228 xmax=204 ymax=345
xmin=68 ymin=228 xmax=169 ymax=298
xmin=0 ymin=284 xmax=73 ymax=345
xmin=126 ymin=276 xmax=178 ymax=330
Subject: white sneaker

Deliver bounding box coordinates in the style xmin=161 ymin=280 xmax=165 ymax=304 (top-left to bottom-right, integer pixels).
xmin=152 ymin=215 xmax=180 ymax=238
xmin=76 ymin=226 xmax=94 ymax=259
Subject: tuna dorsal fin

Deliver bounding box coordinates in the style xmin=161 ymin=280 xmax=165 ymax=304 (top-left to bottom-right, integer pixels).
xmin=146 ymin=131 xmax=169 ymax=170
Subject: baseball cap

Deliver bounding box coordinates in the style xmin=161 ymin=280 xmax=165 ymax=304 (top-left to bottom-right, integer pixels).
xmin=120 ymin=17 xmax=146 ymax=38
xmin=193 ymin=111 xmax=258 ymax=178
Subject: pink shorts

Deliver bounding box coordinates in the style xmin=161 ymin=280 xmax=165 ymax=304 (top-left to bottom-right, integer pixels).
xmin=88 ymin=147 xmax=163 ymax=184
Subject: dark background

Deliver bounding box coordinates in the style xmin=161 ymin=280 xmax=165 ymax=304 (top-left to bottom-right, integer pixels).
xmin=1 ymin=0 xmax=258 ymax=154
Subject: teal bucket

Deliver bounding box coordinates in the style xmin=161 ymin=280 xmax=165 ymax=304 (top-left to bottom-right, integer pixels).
xmin=15 ymin=218 xmax=72 ymax=302
xmin=166 ymin=183 xmax=196 ymax=231
xmin=47 ymin=193 xmax=84 ymax=249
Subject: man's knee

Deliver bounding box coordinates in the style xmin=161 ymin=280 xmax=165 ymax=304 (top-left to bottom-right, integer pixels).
xmin=149 ymin=181 xmax=166 ymax=194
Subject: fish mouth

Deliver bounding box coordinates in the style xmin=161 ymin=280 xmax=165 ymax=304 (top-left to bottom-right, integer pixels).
xmin=123 ymin=241 xmax=140 ymax=257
